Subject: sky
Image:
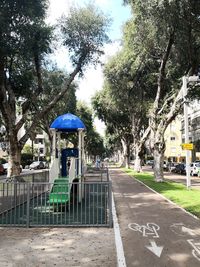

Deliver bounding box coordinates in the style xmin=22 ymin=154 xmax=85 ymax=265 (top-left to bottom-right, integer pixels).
xmin=47 ymin=0 xmax=131 ymax=135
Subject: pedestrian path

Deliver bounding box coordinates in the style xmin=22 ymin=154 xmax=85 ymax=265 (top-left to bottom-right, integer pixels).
xmin=110 ymin=168 xmax=200 ymax=267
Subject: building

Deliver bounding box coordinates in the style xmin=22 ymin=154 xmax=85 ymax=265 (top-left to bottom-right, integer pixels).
xmin=181 ymin=100 xmax=200 ymax=161
xmin=165 ymin=100 xmax=200 ymax=162
xmin=164 ymin=117 xmax=184 ymax=162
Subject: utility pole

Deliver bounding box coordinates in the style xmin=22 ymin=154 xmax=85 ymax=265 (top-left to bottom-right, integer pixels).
xmin=182 ymin=76 xmax=191 ymax=188
xmin=182 ymin=75 xmax=200 ymax=189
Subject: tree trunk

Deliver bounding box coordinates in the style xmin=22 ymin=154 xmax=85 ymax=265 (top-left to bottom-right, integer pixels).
xmin=150 ymin=126 xmax=166 ymax=181
xmin=8 ymin=134 xmax=22 ymax=177
xmin=121 ymin=139 xmax=130 ymax=168
xmin=126 ymin=145 xmax=130 ymax=169
xmin=153 ymin=147 xmax=164 ymax=182
xmin=134 ymin=144 xmax=143 ymax=172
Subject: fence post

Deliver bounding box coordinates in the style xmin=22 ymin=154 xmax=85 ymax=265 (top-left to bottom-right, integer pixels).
xmin=26 ymin=183 xmax=30 ymax=228
xmin=32 ymin=173 xmax=35 ymax=183
xmin=107 ymin=168 xmax=109 ymax=181
xmin=108 ymin=181 xmax=113 ymax=228
xmin=14 ymin=180 xmax=17 ymax=208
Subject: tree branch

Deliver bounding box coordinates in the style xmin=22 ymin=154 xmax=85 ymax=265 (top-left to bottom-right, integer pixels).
xmin=153 ymin=31 xmax=175 ymax=112
xmin=19 ymin=53 xmax=86 ymax=147
xmin=164 ymin=87 xmax=183 ymax=126
xmin=157 ymin=92 xmax=176 ymax=116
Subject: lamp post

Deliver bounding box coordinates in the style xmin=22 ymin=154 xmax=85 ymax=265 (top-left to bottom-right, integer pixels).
xmin=182 ymin=75 xmax=200 ymax=189
xmin=182 ymin=76 xmax=191 ymax=188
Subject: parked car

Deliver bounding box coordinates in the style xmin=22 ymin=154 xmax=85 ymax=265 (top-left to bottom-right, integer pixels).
xmin=190 ymin=162 xmax=200 ymax=176
xmin=163 ymin=161 xmax=169 ymax=171
xmin=0 ymin=164 xmax=4 ymax=175
xmin=168 ymin=162 xmax=178 ymax=172
xmin=174 ymin=163 xmax=186 ymax=175
xmin=146 ymin=160 xmax=154 ymax=166
xmin=29 ymin=161 xmax=45 ymax=170
xmin=3 ymin=162 xmax=22 ymax=174
xmin=43 ymin=161 xmax=49 ymax=168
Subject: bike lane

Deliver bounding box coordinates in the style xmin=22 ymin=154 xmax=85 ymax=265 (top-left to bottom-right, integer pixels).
xmin=110 ymin=168 xmax=200 ymax=267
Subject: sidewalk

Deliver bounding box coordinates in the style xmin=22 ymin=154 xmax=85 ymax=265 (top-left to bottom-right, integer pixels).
xmin=110 ymin=167 xmax=200 ymax=267
xmin=0 ymin=227 xmax=117 ymax=267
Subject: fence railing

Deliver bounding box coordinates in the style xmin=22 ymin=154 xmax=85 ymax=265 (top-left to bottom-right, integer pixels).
xmin=5 ymin=170 xmax=49 ymax=183
xmin=0 ymin=180 xmax=112 ymax=227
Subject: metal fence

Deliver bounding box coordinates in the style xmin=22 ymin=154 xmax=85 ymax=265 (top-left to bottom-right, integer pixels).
xmin=0 ymin=180 xmax=112 ymax=227
xmin=4 ymin=170 xmax=49 ymax=183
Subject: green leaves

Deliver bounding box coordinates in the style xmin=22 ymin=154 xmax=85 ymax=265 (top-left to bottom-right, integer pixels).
xmin=59 ymin=4 xmax=110 ymax=69
xmin=0 ymin=0 xmax=49 ymax=56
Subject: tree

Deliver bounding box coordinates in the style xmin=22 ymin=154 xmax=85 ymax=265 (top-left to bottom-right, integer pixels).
xmin=92 ymin=85 xmax=133 ymax=168
xmin=124 ymin=0 xmax=200 ymax=181
xmin=34 ymin=69 xmax=77 ymax=147
xmin=76 ymin=101 xmax=106 ymax=160
xmin=102 ymin=44 xmax=157 ymax=171
xmin=0 ymin=2 xmax=110 ymax=176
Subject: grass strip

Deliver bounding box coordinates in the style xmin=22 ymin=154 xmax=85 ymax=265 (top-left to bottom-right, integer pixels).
xmin=122 ymin=168 xmax=200 ymax=218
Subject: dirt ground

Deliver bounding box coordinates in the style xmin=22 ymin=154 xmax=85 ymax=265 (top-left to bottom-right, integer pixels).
xmin=0 ymin=227 xmax=117 ymax=267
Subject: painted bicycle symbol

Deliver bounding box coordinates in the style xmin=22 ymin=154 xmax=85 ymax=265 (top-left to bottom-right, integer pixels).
xmin=128 ymin=222 xmax=160 ymax=238
xmin=187 ymin=239 xmax=200 ymax=261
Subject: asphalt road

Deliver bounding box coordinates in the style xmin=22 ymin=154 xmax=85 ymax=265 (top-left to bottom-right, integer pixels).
xmin=110 ymin=168 xmax=200 ymax=267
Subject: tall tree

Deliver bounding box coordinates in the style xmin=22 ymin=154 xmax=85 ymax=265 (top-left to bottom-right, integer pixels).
xmin=0 ymin=2 xmax=110 ymax=176
xmin=76 ymin=101 xmax=106 ymax=160
xmin=92 ymin=85 xmax=133 ymax=168
xmin=124 ymin=0 xmax=200 ymax=180
xmin=35 ymin=69 xmax=77 ymax=147
xmin=102 ymin=45 xmax=156 ymax=171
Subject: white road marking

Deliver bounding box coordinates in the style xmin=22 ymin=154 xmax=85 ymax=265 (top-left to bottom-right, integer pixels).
xmin=170 ymin=223 xmax=196 ymax=236
xmin=187 ymin=239 xmax=200 ymax=261
xmin=146 ymin=240 xmax=164 ymax=258
xmin=182 ymin=226 xmax=196 ymax=236
xmin=128 ymin=222 xmax=160 ymax=238
xmin=112 ymin=192 xmax=127 ymax=267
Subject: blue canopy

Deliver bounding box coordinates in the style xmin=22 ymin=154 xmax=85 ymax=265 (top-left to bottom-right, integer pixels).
xmin=50 ymin=113 xmax=86 ymax=132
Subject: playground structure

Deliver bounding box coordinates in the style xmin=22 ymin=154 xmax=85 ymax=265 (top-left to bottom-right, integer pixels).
xmin=48 ymin=113 xmax=86 ymax=208
xmin=0 ymin=113 xmax=112 ymax=227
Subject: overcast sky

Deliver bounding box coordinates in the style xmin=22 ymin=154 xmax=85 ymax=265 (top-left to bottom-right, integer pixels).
xmin=47 ymin=0 xmax=131 ymax=134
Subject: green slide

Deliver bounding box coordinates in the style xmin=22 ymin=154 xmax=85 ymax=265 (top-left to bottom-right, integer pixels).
xmin=49 ymin=177 xmax=70 ymax=205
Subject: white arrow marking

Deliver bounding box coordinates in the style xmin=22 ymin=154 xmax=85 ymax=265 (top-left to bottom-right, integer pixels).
xmin=182 ymin=226 xmax=196 ymax=236
xmin=146 ymin=240 xmax=163 ymax=258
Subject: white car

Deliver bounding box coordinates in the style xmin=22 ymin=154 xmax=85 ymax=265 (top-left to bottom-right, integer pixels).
xmin=29 ymin=161 xmax=45 ymax=170
xmin=190 ymin=162 xmax=200 ymax=176
xmin=3 ymin=162 xmax=22 ymax=174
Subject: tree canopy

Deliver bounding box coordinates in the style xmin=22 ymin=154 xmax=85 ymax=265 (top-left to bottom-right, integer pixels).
xmin=0 ymin=1 xmax=110 ymax=175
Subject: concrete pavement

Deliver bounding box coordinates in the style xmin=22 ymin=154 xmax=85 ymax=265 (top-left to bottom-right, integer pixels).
xmin=110 ymin=168 xmax=200 ymax=267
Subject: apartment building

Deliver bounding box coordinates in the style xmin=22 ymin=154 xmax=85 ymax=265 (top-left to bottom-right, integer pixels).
xmin=164 ymin=117 xmax=185 ymax=162
xmin=165 ymin=100 xmax=200 ymax=162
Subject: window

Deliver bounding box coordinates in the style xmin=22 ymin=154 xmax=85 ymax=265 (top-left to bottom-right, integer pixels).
xmin=38 ymin=138 xmax=43 ymax=144
xmin=170 ymin=147 xmax=176 ymax=153
xmin=170 ymin=124 xmax=176 ymax=131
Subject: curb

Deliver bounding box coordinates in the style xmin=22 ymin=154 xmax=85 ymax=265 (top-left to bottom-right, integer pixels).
xmin=132 ymin=175 xmax=199 ymax=221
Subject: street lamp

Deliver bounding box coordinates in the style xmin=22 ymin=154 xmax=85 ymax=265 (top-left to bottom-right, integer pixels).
xmin=182 ymin=75 xmax=200 ymax=189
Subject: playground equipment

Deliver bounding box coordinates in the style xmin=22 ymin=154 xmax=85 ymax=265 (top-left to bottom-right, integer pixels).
xmin=48 ymin=113 xmax=86 ymax=207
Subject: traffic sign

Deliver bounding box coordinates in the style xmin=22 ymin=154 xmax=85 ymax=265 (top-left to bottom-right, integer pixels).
xmin=182 ymin=143 xmax=194 ymax=150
